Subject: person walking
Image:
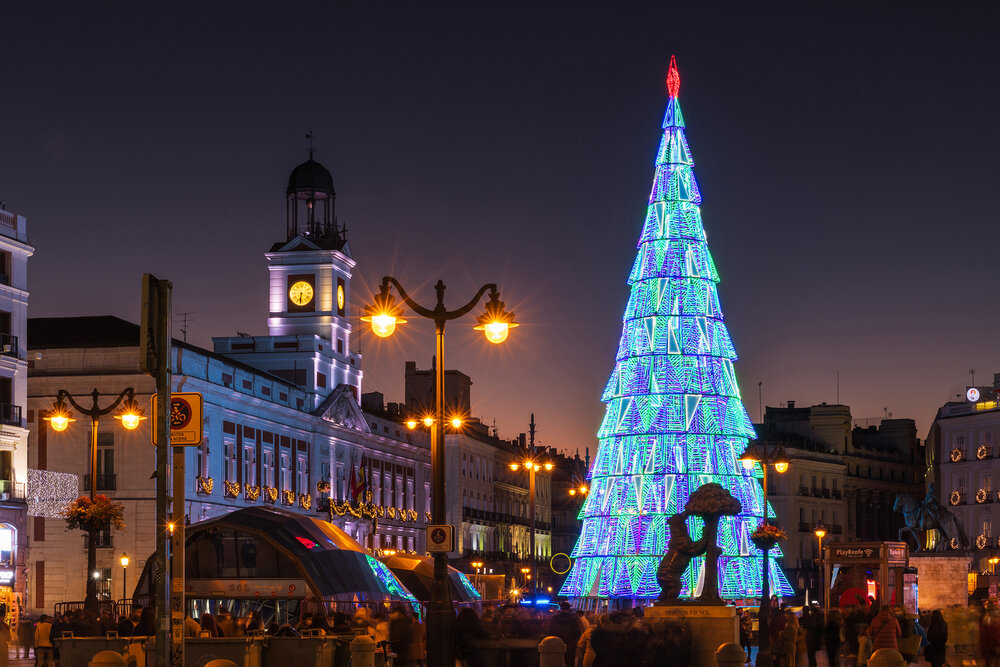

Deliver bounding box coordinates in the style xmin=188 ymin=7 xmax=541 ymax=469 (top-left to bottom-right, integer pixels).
xmin=824 ymin=609 xmax=844 ymax=667
xmin=867 ymin=605 xmax=901 ymax=652
xmin=34 ymin=615 xmax=54 ymax=667
xmin=737 ymin=609 xmax=753 ymax=662
xmin=16 ymin=616 xmax=31 ymax=659
xmin=925 ymin=610 xmax=948 ymax=667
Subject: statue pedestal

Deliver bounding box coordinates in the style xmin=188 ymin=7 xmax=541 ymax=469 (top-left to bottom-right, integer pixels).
xmin=646 ymin=605 xmax=739 ymax=667
xmin=909 ymin=553 xmax=971 ymax=609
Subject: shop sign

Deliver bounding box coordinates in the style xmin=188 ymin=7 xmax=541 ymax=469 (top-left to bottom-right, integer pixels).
xmin=185 ymin=578 xmax=309 ymax=598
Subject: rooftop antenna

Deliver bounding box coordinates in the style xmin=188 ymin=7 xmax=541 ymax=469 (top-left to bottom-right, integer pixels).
xmin=175 ymin=312 xmax=197 ymax=342
xmin=529 ymin=413 xmax=537 ymax=456
xmin=758 ymin=381 xmax=763 ymax=423
xmin=971 ymin=368 xmax=976 ymax=387
xmin=305 ymin=130 xmax=316 ymax=159
xmin=836 ymin=370 xmax=840 ymax=404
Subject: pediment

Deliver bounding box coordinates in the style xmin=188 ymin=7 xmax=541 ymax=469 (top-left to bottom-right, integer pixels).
xmin=316 ymin=384 xmax=370 ymax=433
xmin=275 ymin=235 xmax=323 ymax=252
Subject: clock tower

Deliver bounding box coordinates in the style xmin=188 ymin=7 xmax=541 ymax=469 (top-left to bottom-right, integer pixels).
xmin=265 ymin=155 xmax=354 ymax=353
xmin=214 ymin=152 xmax=362 ymax=404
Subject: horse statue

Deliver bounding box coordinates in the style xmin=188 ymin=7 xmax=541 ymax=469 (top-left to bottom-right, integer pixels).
xmin=894 ymin=484 xmax=969 ymax=552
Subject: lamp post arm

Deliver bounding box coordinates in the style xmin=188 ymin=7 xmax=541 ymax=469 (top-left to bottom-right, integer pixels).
xmin=59 ymin=388 xmax=136 ymax=418
xmin=382 ymin=277 xmax=498 ymax=322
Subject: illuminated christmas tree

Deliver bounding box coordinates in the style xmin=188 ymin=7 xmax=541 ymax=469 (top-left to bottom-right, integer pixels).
xmin=560 ymin=58 xmax=793 ymax=600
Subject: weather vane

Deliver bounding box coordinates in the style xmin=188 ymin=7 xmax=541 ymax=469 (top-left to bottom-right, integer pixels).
xmin=306 ymin=130 xmax=316 ymax=159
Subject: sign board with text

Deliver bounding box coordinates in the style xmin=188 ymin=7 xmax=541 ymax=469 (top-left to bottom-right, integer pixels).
xmin=152 ymin=393 xmax=203 ymax=446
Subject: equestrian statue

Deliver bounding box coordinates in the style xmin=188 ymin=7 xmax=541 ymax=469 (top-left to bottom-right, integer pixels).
xmin=893 ymin=483 xmax=969 ymax=552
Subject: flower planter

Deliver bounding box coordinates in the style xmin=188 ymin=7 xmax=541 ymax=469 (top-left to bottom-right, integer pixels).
xmin=752 ymin=537 xmax=778 ymax=552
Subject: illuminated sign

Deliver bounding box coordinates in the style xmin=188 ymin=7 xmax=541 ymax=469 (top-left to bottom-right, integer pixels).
xmin=968 ymin=388 xmax=981 ymax=402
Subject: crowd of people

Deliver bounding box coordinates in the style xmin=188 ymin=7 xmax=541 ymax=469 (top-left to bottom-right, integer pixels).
xmin=9 ymin=597 xmax=1000 ymax=667
xmin=733 ymin=598 xmax=966 ymax=667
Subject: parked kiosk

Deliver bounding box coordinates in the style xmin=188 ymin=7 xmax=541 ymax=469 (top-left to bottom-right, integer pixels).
xmin=823 ymin=541 xmax=916 ymax=613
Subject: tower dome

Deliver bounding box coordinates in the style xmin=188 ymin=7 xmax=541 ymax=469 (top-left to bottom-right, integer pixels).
xmin=285 ymin=154 xmax=338 ymax=244
xmin=286 ymin=158 xmax=335 ymax=197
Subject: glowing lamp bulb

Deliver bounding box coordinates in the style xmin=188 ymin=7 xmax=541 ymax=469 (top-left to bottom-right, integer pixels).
xmin=509 ymin=463 xmax=519 ymax=471
xmin=580 ymin=485 xmax=588 ymax=494
xmin=120 ymin=554 xmax=129 ymax=568
xmin=450 ymin=417 xmax=463 ymax=428
xmin=119 ymin=413 xmax=142 ymax=430
xmin=544 ymin=462 xmax=553 ymax=471
xmin=422 ymin=417 xmax=434 ymax=427
xmin=774 ymin=461 xmax=789 ymax=474
xmin=569 ymin=489 xmax=576 ymax=496
xmin=406 ymin=420 xmax=417 ymax=430
xmin=740 ymin=458 xmax=755 ymax=470
xmin=814 ymin=528 xmax=827 ymax=539
xmin=370 ymin=314 xmax=397 ymax=338
xmin=49 ymin=415 xmax=71 ymax=432
xmin=483 ymin=321 xmax=509 ymax=344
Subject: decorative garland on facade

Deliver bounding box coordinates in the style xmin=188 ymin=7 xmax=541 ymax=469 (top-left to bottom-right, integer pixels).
xmin=224 ymin=481 xmax=239 ymax=498
xmin=977 ymin=489 xmax=989 ymax=504
xmin=950 ymin=537 xmax=959 ymax=549
xmin=951 ymin=448 xmax=964 ymax=462
xmin=244 ymin=484 xmax=261 ymax=502
xmin=950 ymin=490 xmax=962 ymax=506
xmin=263 ymin=486 xmax=278 ymax=504
xmin=979 ymin=444 xmax=991 ymax=460
xmin=281 ymin=490 xmax=295 ymax=505
xmin=196 ymin=476 xmax=214 ymax=495
xmin=326 ymin=498 xmax=425 ymax=523
xmin=316 ymin=481 xmax=331 ymax=494
xmin=298 ymin=493 xmax=312 ymax=510
xmin=977 ymin=534 xmax=988 ymax=550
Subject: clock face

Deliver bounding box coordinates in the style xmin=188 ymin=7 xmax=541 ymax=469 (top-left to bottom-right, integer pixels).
xmin=337 ymin=284 xmax=345 ymax=311
xmin=968 ymin=387 xmax=981 ymax=402
xmin=289 ymin=281 xmax=314 ymax=307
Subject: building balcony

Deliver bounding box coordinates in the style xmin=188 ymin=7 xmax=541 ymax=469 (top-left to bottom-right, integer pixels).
xmin=0 ymin=481 xmax=24 ymax=502
xmin=83 ymin=533 xmax=113 ymax=549
xmin=799 ymin=486 xmax=810 ymax=496
xmin=799 ymin=522 xmax=811 ymax=532
xmin=0 ymin=404 xmax=20 ymax=427
xmin=832 ymin=489 xmax=842 ymax=499
xmin=831 ymin=524 xmax=843 ymax=535
xmin=83 ymin=474 xmax=117 ymax=491
xmin=0 ymin=333 xmax=17 ymax=359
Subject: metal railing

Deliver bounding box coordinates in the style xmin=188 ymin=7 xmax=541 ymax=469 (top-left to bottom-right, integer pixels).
xmin=83 ymin=533 xmax=114 ymax=549
xmin=0 ymin=404 xmax=20 ymax=427
xmin=0 ymin=481 xmax=25 ymax=501
xmin=0 ymin=333 xmax=17 ymax=358
xmin=83 ymin=474 xmax=117 ymax=491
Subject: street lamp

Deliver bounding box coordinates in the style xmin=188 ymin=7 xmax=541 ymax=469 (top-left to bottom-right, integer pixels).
xmin=510 ymin=455 xmax=552 ymax=598
xmin=362 ymin=277 xmax=516 ymax=667
xmin=120 ymin=553 xmax=129 ymax=601
xmin=990 ymin=556 xmax=999 ymax=576
xmin=814 ymin=524 xmax=827 ymax=613
xmin=738 ymin=442 xmax=789 ymax=667
xmin=43 ymin=388 xmax=145 ymax=610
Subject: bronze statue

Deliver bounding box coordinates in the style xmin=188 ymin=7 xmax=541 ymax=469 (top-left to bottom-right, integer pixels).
xmin=686 ymin=483 xmax=742 ymax=602
xmin=656 ymin=482 xmax=743 ymax=603
xmin=893 ymin=483 xmax=969 ymax=552
xmin=657 ymin=511 xmax=706 ymax=601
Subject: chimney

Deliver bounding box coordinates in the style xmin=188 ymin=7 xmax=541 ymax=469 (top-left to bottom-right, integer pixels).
xmin=787 ymin=401 xmax=795 ymax=409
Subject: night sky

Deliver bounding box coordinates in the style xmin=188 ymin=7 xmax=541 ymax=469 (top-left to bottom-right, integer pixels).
xmin=3 ymin=2 xmax=999 ymax=453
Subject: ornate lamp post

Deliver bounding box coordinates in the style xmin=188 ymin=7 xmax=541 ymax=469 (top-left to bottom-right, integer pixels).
xmin=362 ymin=277 xmax=516 ymax=667
xmin=44 ymin=388 xmax=145 ymax=610
xmin=814 ymin=524 xmax=827 ymax=612
xmin=120 ymin=553 xmax=129 ymax=601
xmin=739 ymin=443 xmax=789 ymax=667
xmin=510 ymin=456 xmax=552 ymax=597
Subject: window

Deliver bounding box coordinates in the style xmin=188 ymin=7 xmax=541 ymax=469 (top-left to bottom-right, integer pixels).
xmin=280 ymin=453 xmax=292 ymax=490
xmin=225 ymin=441 xmax=237 ymax=482
xmin=262 ymin=450 xmax=275 ymax=487
xmin=317 ymin=372 xmax=327 ymax=389
xmin=296 ymin=455 xmax=308 ymax=492
xmin=243 ymin=445 xmax=256 ymax=485
xmin=96 ymin=566 xmax=112 ymax=601
xmin=96 ymin=432 xmax=115 ymax=490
